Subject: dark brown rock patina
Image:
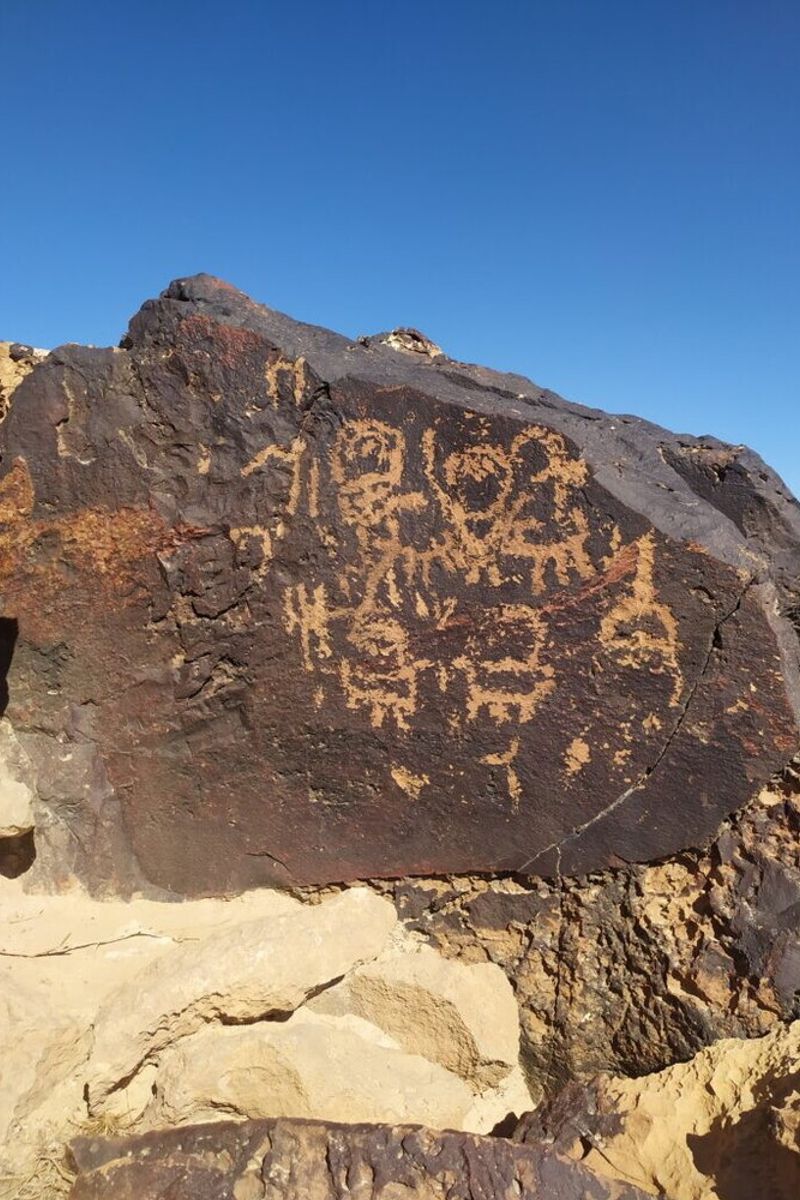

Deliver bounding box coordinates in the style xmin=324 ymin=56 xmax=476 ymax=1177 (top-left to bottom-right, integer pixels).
xmin=1 ymin=276 xmax=798 ymax=894
xmin=68 ymin=1117 xmax=652 ymax=1200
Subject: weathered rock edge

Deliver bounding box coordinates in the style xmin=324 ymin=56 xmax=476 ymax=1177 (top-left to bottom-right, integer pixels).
xmin=515 ymin=1018 xmax=800 ymax=1200
xmin=68 ymin=1117 xmax=652 ymax=1200
xmin=1 ymin=277 xmax=799 ymax=894
xmin=386 ymin=767 xmax=800 ymax=1089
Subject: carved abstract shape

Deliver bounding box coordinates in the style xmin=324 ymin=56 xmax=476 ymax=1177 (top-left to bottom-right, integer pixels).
xmin=390 ymin=765 xmax=430 ymax=799
xmin=482 ymin=737 xmax=522 ymax=811
xmin=453 ymin=606 xmax=555 ymax=726
xmin=332 ymin=419 xmax=422 ymax=530
xmin=265 ymin=352 xmax=311 ymax=409
xmin=600 ymin=534 xmax=683 ymax=705
xmin=340 ymin=610 xmax=432 ymax=731
xmin=564 ymin=736 xmax=591 ymax=777
xmin=284 ymin=583 xmax=333 ymax=672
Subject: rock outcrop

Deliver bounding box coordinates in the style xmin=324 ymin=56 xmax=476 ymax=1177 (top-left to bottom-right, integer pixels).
xmin=1 ymin=277 xmax=799 ymax=895
xmin=2 ymin=282 xmax=800 ymax=1200
xmin=67 ymin=1118 xmax=652 ymax=1200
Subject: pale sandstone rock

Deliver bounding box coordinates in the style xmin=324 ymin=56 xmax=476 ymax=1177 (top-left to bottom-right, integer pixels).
xmin=0 ymin=718 xmax=35 ymax=837
xmin=308 ymin=938 xmax=521 ymax=1092
xmin=0 ymin=881 xmax=300 ymax=1194
xmin=147 ymin=1009 xmax=478 ymax=1131
xmin=0 ymin=878 xmax=533 ymax=1196
xmin=464 ymin=1065 xmax=536 ymax=1135
xmin=774 ymin=1090 xmax=800 ymax=1155
xmin=0 ymin=341 xmax=47 ymax=423
xmin=86 ymin=888 xmax=397 ymax=1108
xmin=575 ymin=1021 xmax=800 ymax=1200
xmin=0 ymin=983 xmax=87 ymax=1166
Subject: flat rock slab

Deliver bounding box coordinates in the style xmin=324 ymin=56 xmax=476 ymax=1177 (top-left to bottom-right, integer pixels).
xmin=1 ymin=276 xmax=799 ymax=893
xmin=68 ymin=1117 xmax=652 ymax=1200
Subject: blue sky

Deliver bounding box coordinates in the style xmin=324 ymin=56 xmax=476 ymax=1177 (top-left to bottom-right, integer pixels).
xmin=2 ymin=1 xmax=798 ymax=493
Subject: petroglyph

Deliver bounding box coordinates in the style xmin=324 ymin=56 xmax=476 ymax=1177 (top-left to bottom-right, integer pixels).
xmin=482 ymin=737 xmax=522 ymax=811
xmin=599 ymin=533 xmax=683 ymax=705
xmin=390 ymin=765 xmax=430 ymax=799
xmin=4 ymin=278 xmax=793 ymax=892
xmin=564 ymin=737 xmax=591 ymax=777
xmin=265 ymin=352 xmax=311 ymax=409
xmin=235 ymin=412 xmax=686 ymax=808
xmin=284 ymin=583 xmax=333 ymax=673
xmin=452 ymin=606 xmax=555 ymax=725
xmin=231 ymin=412 xmax=690 ymax=806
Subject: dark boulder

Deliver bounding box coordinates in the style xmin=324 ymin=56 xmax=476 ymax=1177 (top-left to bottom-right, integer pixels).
xmin=68 ymin=1117 xmax=653 ymax=1200
xmin=1 ymin=276 xmax=798 ymax=894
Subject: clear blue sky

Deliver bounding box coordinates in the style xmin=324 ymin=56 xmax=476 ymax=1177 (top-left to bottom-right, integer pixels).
xmin=2 ymin=1 xmax=798 ymax=493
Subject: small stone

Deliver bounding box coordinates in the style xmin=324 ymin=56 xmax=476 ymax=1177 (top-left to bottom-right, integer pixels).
xmin=0 ymin=719 xmax=35 ymax=838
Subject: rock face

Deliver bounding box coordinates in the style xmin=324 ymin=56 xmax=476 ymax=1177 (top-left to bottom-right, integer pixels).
xmin=68 ymin=1118 xmax=652 ymax=1200
xmin=1 ymin=276 xmax=799 ymax=895
xmin=516 ymin=1020 xmax=800 ymax=1200
xmin=0 ymin=344 xmax=45 ymax=879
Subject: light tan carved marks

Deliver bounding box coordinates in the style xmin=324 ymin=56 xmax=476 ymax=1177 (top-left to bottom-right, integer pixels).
xmin=421 ymin=424 xmax=594 ymax=594
xmin=482 ymin=737 xmax=522 ymax=812
xmin=422 ymin=431 xmax=516 ymax=585
xmin=390 ymin=765 xmax=430 ymax=800
xmin=241 ymin=434 xmax=305 ymax=513
xmin=229 ymin=525 xmax=273 ymax=573
xmin=339 ymin=612 xmax=433 ymax=731
xmin=250 ymin=412 xmax=685 ymax=806
xmin=284 ymin=583 xmax=333 ymax=672
xmin=265 ymin=353 xmax=311 ymax=409
xmin=331 ymin=419 xmax=425 ymax=531
xmin=599 ymin=533 xmax=683 ymax=705
xmin=54 ymin=378 xmax=97 ymax=465
xmin=564 ymin=736 xmax=591 ymax=776
xmin=503 ymin=426 xmax=594 ymax=595
xmin=453 ymin=605 xmax=555 ymax=725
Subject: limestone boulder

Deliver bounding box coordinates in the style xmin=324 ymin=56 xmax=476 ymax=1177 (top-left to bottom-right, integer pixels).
xmin=86 ymin=888 xmax=397 ymax=1109
xmin=308 ymin=939 xmax=521 ymax=1092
